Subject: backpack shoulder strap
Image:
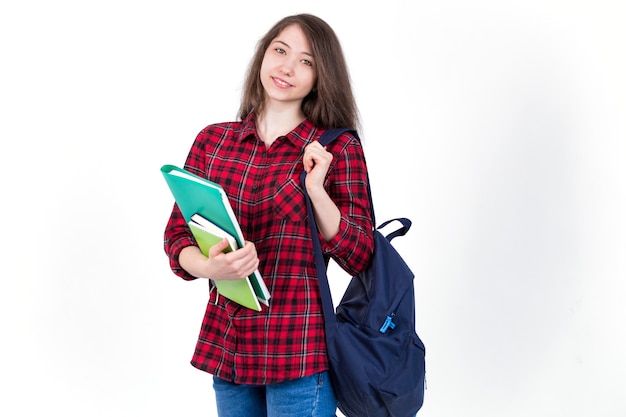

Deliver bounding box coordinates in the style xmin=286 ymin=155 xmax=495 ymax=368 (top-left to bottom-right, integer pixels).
xmin=318 ymin=128 xmax=359 ymax=147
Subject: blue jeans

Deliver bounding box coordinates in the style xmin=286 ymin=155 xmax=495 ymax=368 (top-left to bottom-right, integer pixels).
xmin=213 ymin=371 xmax=337 ymax=417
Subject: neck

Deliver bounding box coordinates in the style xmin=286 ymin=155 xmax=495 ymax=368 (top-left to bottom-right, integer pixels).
xmin=256 ymin=102 xmax=305 ymax=148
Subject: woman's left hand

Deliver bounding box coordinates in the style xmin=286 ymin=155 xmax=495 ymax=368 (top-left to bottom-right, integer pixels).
xmin=303 ymin=141 xmax=333 ymax=193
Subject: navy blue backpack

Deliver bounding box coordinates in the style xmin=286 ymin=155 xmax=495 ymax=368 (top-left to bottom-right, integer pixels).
xmin=301 ymin=128 xmax=426 ymax=417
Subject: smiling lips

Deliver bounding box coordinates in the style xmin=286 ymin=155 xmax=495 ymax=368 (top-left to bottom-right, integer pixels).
xmin=271 ymin=76 xmax=293 ymax=89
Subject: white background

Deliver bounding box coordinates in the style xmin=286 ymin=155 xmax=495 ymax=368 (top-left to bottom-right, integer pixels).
xmin=1 ymin=1 xmax=624 ymax=416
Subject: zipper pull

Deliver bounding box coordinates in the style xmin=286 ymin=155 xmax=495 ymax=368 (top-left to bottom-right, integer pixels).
xmin=379 ymin=315 xmax=397 ymax=333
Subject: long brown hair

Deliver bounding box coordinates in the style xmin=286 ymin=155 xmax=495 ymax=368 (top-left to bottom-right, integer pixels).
xmin=238 ymin=14 xmax=359 ymax=129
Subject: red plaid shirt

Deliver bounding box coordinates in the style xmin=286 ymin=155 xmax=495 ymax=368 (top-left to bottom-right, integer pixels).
xmin=164 ymin=113 xmax=374 ymax=384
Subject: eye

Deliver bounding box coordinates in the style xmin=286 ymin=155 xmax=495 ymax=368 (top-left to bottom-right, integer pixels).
xmin=301 ymin=59 xmax=313 ymax=67
xmin=274 ymin=47 xmax=286 ymax=55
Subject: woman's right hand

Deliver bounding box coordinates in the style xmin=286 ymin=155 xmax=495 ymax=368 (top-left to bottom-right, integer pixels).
xmin=179 ymin=240 xmax=260 ymax=280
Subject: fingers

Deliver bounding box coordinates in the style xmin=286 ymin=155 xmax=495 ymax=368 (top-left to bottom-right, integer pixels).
xmin=208 ymin=240 xmax=259 ymax=280
xmin=303 ymin=141 xmax=332 ymax=174
xmin=228 ymin=242 xmax=259 ymax=278
xmin=304 ymin=141 xmax=330 ymax=160
xmin=208 ymin=238 xmax=231 ymax=258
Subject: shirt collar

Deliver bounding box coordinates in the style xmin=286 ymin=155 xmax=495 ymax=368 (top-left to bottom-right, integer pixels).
xmin=236 ymin=112 xmax=320 ymax=149
xmin=237 ymin=112 xmax=258 ymax=142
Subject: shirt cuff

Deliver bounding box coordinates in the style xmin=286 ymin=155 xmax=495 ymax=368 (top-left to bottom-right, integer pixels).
xmin=169 ymin=236 xmax=199 ymax=281
xmin=320 ymin=216 xmax=350 ymax=255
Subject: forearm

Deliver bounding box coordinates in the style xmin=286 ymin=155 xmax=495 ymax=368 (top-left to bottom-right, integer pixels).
xmin=178 ymin=245 xmax=211 ymax=279
xmin=307 ymin=185 xmax=341 ymax=241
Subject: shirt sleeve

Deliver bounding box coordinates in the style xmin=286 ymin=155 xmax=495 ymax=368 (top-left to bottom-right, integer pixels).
xmin=320 ymin=132 xmax=375 ymax=276
xmin=163 ymin=203 xmax=198 ymax=280
xmin=163 ymin=129 xmax=212 ymax=281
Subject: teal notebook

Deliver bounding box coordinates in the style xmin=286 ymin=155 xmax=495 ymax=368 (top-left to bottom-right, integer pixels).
xmin=161 ymin=164 xmax=270 ymax=311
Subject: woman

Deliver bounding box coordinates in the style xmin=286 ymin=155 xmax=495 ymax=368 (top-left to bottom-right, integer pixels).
xmin=164 ymin=14 xmax=374 ymax=417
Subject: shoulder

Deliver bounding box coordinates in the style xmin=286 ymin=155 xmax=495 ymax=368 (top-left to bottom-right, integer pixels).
xmin=191 ymin=119 xmax=254 ymax=148
xmin=197 ymin=120 xmax=244 ymax=140
xmin=320 ymin=129 xmax=363 ymax=155
xmin=197 ymin=113 xmax=256 ymax=143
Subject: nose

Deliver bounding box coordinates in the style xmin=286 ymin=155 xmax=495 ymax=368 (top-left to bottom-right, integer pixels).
xmin=280 ymin=66 xmax=292 ymax=77
xmin=280 ymin=58 xmax=296 ymax=77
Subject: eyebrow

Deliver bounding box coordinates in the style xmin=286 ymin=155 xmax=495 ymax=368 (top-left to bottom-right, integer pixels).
xmin=273 ymin=40 xmax=313 ymax=57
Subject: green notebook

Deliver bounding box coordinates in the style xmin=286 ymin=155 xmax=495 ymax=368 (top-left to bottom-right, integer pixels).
xmin=161 ymin=164 xmax=270 ymax=311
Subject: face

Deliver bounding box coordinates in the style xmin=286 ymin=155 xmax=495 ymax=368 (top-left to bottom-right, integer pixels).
xmin=259 ymin=24 xmax=317 ymax=109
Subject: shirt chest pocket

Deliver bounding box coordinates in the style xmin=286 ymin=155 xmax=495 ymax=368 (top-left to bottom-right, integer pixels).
xmin=273 ymin=178 xmax=306 ymax=223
